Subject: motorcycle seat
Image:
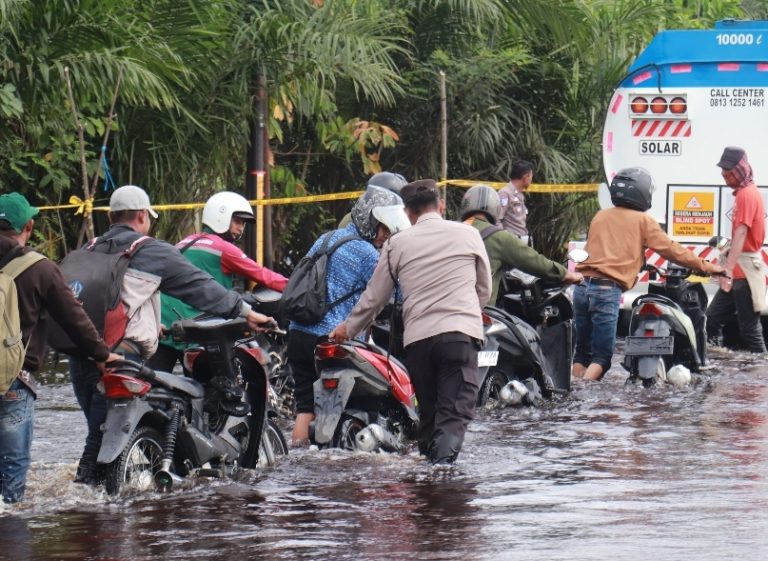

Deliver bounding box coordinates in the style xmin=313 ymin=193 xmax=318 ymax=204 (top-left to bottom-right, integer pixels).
xmin=151 ymin=370 xmax=205 ymax=399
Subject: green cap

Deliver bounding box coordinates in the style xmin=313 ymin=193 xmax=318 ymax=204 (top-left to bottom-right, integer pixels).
xmin=0 ymin=193 xmax=40 ymax=233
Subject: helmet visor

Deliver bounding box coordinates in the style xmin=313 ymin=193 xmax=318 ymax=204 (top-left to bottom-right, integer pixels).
xmin=372 ymin=205 xmax=411 ymax=234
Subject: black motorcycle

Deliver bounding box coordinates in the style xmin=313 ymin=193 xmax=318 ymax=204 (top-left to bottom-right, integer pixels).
xmin=96 ymin=316 xmax=288 ymax=495
xmin=478 ymin=269 xmax=574 ymax=407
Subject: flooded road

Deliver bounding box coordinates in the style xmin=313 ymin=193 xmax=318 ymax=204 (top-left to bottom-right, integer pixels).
xmin=2 ymin=347 xmax=767 ymax=561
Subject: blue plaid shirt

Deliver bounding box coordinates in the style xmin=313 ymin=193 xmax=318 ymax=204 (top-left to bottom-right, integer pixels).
xmin=289 ymin=223 xmax=379 ymax=337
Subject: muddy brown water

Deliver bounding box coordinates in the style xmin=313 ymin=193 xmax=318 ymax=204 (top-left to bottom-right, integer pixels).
xmin=1 ymin=347 xmax=767 ymax=561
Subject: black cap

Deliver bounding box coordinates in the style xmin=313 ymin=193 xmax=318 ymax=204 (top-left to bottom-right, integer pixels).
xmin=400 ymin=179 xmax=438 ymax=206
xmin=717 ymin=146 xmax=746 ymax=170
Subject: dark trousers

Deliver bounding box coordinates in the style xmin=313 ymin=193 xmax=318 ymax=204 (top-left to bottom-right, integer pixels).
xmin=405 ymin=332 xmax=481 ymax=464
xmin=287 ymin=329 xmax=323 ymax=414
xmin=145 ymin=343 xmax=185 ymax=373
xmin=706 ymin=280 xmax=766 ymax=353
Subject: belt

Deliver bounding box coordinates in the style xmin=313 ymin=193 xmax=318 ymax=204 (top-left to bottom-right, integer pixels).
xmin=582 ymin=276 xmax=621 ymax=288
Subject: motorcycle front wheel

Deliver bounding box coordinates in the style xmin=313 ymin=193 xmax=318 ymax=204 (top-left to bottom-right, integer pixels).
xmin=104 ymin=425 xmax=165 ymax=495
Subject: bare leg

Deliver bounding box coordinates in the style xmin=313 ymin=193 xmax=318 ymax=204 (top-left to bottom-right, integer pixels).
xmin=572 ymin=362 xmax=587 ymax=378
xmin=583 ymin=362 xmax=605 ymax=381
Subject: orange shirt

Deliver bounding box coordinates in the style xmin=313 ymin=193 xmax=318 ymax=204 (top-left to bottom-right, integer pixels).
xmin=731 ymin=182 xmax=765 ymax=280
xmin=576 ymin=207 xmax=717 ymax=291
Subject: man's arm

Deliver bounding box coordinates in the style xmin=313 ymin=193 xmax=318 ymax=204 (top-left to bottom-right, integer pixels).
xmin=332 ymin=245 xmax=396 ymax=340
xmin=644 ymin=221 xmax=719 ymax=274
xmin=498 ymin=230 xmax=567 ymax=281
xmin=474 ymin=237 xmax=493 ymax=307
xmin=220 ymin=242 xmax=288 ymax=291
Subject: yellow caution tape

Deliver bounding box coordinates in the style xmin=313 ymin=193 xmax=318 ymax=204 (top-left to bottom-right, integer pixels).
xmin=34 ymin=180 xmax=598 ymax=214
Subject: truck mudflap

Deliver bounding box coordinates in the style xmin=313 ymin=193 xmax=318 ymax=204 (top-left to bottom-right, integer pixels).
xmin=312 ymin=370 xmax=358 ymax=445
xmin=97 ymin=398 xmax=154 ymax=464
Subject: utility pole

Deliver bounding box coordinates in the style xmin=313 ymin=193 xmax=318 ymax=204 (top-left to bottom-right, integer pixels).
xmin=245 ymin=65 xmax=266 ymax=263
xmin=439 ymin=71 xmax=448 ymax=213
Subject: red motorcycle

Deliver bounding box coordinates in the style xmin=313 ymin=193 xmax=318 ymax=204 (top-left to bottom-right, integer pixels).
xmin=309 ymin=338 xmax=418 ymax=452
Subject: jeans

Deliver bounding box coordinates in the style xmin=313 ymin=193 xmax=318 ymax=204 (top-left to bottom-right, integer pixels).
xmin=706 ymin=280 xmax=767 ymax=353
xmin=573 ymin=282 xmax=622 ymax=372
xmin=69 ymin=357 xmax=107 ymax=480
xmin=0 ymin=378 xmax=35 ymax=503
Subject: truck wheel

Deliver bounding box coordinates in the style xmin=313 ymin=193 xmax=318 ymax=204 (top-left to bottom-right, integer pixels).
xmin=104 ymin=425 xmax=165 ymax=496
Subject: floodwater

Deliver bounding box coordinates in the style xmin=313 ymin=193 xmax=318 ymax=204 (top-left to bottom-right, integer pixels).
xmin=1 ymin=347 xmax=767 ymax=561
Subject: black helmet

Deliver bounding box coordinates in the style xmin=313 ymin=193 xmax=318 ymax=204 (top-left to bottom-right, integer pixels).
xmin=460 ymin=184 xmax=500 ymax=223
xmin=609 ymin=167 xmax=655 ymax=211
xmin=367 ymin=172 xmax=408 ymax=195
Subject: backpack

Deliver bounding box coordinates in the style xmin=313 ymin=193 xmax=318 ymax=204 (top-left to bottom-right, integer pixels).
xmin=281 ymin=232 xmax=362 ymax=324
xmin=47 ymin=235 xmax=150 ymax=355
xmin=1 ymin=248 xmax=46 ymax=394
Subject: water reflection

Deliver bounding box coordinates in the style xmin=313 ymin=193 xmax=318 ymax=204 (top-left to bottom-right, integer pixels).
xmin=1 ymin=348 xmax=767 ymax=561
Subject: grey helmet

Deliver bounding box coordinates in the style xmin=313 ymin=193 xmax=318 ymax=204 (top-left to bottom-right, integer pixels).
xmin=609 ymin=167 xmax=656 ymax=211
xmin=460 ymin=184 xmax=501 ymax=224
xmin=367 ymin=171 xmax=408 ymax=195
xmin=351 ymin=185 xmax=407 ymax=239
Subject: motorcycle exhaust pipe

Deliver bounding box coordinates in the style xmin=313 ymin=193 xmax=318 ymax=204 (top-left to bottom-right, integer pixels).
xmin=499 ymin=380 xmax=529 ymax=407
xmin=355 ymin=423 xmax=404 ymax=453
xmin=154 ymin=459 xmax=183 ymax=492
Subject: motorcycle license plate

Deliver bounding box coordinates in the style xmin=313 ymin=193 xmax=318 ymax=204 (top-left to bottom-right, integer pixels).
xmin=478 ymin=350 xmax=499 ymax=367
xmin=625 ymin=336 xmax=674 ymax=355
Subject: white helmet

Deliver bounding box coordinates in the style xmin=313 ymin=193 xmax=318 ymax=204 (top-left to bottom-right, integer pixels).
xmin=372 ymin=205 xmax=410 ymax=235
xmin=202 ymin=191 xmax=254 ymax=234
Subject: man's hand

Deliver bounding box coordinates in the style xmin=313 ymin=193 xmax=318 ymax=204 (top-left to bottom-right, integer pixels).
xmin=329 ymin=323 xmax=349 ymax=343
xmin=563 ymin=271 xmax=584 ymax=285
xmin=96 ymin=353 xmax=123 ymax=375
xmin=246 ymin=310 xmax=277 ymax=331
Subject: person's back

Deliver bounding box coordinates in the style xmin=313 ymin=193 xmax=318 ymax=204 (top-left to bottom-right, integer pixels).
xmin=0 ymin=193 xmax=111 ymax=503
xmin=388 ymin=216 xmax=488 ymax=346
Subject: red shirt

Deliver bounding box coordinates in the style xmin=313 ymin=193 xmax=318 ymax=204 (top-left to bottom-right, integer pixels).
xmin=731 ymin=182 xmax=765 ymax=279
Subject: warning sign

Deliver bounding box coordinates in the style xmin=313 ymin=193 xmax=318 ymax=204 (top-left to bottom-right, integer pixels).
xmin=672 ymin=192 xmax=715 ymax=237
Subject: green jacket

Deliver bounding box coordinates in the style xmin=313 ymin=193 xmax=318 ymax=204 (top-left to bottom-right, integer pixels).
xmin=466 ymin=216 xmax=567 ymax=304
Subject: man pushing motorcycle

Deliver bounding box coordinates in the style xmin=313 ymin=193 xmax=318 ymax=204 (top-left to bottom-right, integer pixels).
xmin=331 ymin=179 xmax=492 ymax=464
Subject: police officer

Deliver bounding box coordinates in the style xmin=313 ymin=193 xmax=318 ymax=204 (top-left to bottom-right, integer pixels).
xmin=331 ymin=179 xmax=492 ymax=464
xmin=498 ymin=160 xmax=534 ymax=243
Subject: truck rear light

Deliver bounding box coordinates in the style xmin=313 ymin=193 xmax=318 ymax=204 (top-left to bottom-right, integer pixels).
xmin=650 ymin=97 xmax=667 ymax=114
xmin=638 ymin=303 xmax=663 ymax=317
xmin=98 ymin=373 xmax=152 ymax=399
xmin=669 ymin=96 xmax=687 ymax=114
xmin=315 ymin=342 xmax=350 ymax=360
xmin=630 ymin=97 xmax=648 ymax=113
xmin=322 ymin=378 xmax=339 ymax=390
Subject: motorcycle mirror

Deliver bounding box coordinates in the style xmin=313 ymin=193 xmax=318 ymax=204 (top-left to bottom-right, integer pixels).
xmin=707 ymin=235 xmax=729 ymax=249
xmin=568 ymin=248 xmax=589 ymax=263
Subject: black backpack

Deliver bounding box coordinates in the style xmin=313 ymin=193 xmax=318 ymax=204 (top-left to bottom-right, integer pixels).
xmin=48 ymin=235 xmax=150 ymax=355
xmin=281 ymin=232 xmax=362 ymax=325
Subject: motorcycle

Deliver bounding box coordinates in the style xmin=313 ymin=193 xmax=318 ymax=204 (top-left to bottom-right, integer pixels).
xmin=478 ymin=269 xmax=574 ymax=407
xmin=310 ymin=320 xmax=419 ymax=452
xmin=96 ymin=315 xmax=288 ymax=495
xmin=623 ymin=262 xmax=710 ymax=387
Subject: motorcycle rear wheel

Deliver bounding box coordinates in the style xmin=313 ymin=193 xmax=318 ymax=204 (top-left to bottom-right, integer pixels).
xmin=478 ymin=371 xmax=508 ymax=407
xmin=104 ymin=425 xmax=165 ymax=495
xmin=332 ymin=415 xmax=366 ymax=450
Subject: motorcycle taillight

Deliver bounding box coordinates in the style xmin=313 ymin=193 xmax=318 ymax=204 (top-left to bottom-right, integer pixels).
xmin=322 ymin=378 xmax=339 ymax=390
xmin=482 ymin=312 xmax=492 ymax=326
xmin=98 ymin=373 xmax=151 ymax=399
xmin=638 ymin=302 xmax=663 ymax=316
xmin=315 ymin=342 xmax=350 ymax=360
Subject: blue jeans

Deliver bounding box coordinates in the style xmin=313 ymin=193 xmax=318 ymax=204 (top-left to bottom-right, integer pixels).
xmin=573 ymin=282 xmax=622 ymax=372
xmin=0 ymin=378 xmax=35 ymax=503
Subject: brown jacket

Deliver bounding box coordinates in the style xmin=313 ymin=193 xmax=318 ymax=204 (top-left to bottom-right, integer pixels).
xmin=576 ymin=207 xmax=718 ymax=291
xmin=344 ymin=212 xmax=492 ymax=346
xmin=0 ymin=236 xmax=110 ymax=373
